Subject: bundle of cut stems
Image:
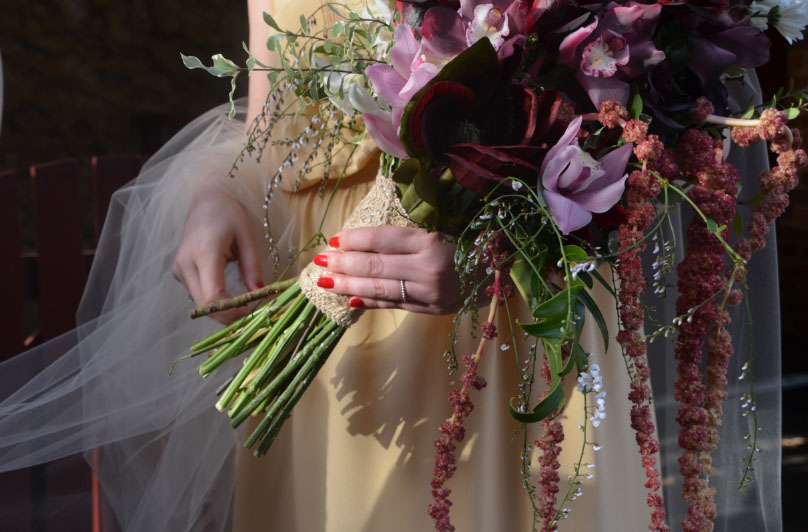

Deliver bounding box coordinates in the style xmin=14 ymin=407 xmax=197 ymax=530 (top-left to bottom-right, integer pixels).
xmin=189 ymin=280 xmax=345 ymax=455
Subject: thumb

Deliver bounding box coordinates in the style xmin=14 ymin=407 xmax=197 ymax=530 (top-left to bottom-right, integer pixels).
xmin=234 ymin=222 xmax=264 ymax=291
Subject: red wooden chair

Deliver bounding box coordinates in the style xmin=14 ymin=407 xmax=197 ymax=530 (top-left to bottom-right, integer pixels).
xmin=0 ymin=154 xmax=147 ymax=532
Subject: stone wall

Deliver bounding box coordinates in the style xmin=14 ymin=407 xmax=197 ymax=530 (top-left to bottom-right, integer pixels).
xmin=0 ymin=0 xmax=248 ymax=169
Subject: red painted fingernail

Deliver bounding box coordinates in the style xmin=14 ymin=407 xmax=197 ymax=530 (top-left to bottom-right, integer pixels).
xmin=256 ymin=281 xmax=264 ymax=289
xmin=313 ymin=254 xmax=328 ymax=267
xmin=349 ymin=297 xmax=364 ymax=309
xmin=328 ymin=236 xmax=340 ymax=248
xmin=317 ymin=277 xmax=334 ymax=289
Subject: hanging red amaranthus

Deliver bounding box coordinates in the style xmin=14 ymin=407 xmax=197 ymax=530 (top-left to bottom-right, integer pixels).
xmin=601 ymin=102 xmax=671 ymax=532
xmin=429 ymin=233 xmax=514 ymax=531
xmin=534 ymin=360 xmax=565 ymax=532
xmin=673 ymin=125 xmax=740 ymax=531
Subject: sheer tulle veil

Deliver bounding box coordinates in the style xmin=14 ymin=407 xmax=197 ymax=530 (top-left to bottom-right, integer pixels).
xmin=0 ymin=73 xmax=782 ymax=531
xmin=648 ymin=71 xmax=783 ymax=531
xmin=0 ymin=101 xmax=293 ymax=531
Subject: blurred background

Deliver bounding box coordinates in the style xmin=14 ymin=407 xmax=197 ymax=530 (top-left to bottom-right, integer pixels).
xmin=0 ymin=1 xmax=805 ymax=531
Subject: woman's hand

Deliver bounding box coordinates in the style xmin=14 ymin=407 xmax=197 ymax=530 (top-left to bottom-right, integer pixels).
xmin=172 ymin=181 xmax=264 ymax=323
xmin=312 ymin=226 xmax=463 ymax=315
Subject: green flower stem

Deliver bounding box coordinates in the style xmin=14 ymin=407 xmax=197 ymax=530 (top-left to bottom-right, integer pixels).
xmin=193 ymin=282 xmax=301 ymax=357
xmin=190 ymin=301 xmax=271 ymax=354
xmin=216 ymin=292 xmax=311 ymax=410
xmin=189 ymin=277 xmax=297 ymax=319
xmin=199 ymin=310 xmax=270 ymax=377
xmin=253 ymin=325 xmax=345 ymax=455
xmin=233 ymin=319 xmax=338 ymax=429
xmin=215 ymin=322 xmax=284 ymax=412
xmin=246 ymin=316 xmax=331 ymax=417
xmin=199 ymin=283 xmax=303 ymax=376
xmin=241 ymin=298 xmax=316 ymax=396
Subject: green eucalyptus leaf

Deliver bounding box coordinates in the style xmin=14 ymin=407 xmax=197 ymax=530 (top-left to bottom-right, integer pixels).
xmin=267 ymin=70 xmax=279 ymax=86
xmin=227 ymin=74 xmax=239 ymax=119
xmin=299 ymin=14 xmax=308 ymax=32
xmin=211 ymin=54 xmax=239 ymax=75
xmin=181 ymin=54 xmax=206 ymax=70
xmin=182 ymin=54 xmax=238 ymax=77
xmin=787 ymin=107 xmax=800 ymax=120
xmin=263 ymin=12 xmax=283 ymax=32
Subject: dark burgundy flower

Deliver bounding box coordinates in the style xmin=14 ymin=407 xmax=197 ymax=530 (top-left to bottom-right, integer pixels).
xmin=399 ymin=39 xmax=571 ymax=195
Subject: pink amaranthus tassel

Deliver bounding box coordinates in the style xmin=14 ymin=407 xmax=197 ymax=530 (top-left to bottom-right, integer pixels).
xmin=534 ymin=361 xmax=565 ymax=532
xmin=600 ymin=101 xmax=671 ymax=532
xmin=429 ymin=240 xmax=512 ymax=531
xmin=673 ymin=127 xmax=740 ymax=531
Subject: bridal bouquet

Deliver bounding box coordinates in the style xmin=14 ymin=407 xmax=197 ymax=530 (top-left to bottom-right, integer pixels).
xmin=182 ymin=1 xmax=808 ymax=530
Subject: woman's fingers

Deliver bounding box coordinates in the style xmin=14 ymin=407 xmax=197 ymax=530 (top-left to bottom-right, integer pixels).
xmin=331 ymin=226 xmax=433 ymax=254
xmin=348 ymin=296 xmax=442 ymax=314
xmin=196 ymin=251 xmax=251 ymax=323
xmin=233 ymin=218 xmax=264 ymax=291
xmin=318 ymin=274 xmax=426 ymax=304
xmin=315 ymin=226 xmax=463 ymax=315
xmin=173 ymin=185 xmax=263 ymax=324
xmin=315 ymin=250 xmax=416 ymax=281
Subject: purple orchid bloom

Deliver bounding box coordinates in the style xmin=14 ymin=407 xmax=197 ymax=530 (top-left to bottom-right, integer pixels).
xmin=540 ymin=116 xmax=633 ymax=235
xmin=559 ymin=1 xmax=665 ymax=109
xmin=420 ymin=1 xmax=518 ymax=61
xmin=363 ymin=24 xmax=439 ymax=158
xmin=364 ymin=1 xmax=523 ymax=158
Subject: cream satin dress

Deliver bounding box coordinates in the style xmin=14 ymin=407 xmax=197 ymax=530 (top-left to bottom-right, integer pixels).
xmin=231 ymin=1 xmax=653 ymax=530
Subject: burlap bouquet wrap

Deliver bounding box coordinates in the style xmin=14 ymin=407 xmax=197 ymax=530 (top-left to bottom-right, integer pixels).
xmin=298 ymin=172 xmax=418 ymax=327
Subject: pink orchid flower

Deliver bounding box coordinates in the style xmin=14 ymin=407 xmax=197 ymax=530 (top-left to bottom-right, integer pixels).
xmin=540 ymin=116 xmax=633 ymax=234
xmin=559 ymin=1 xmax=664 ymax=109
xmin=363 ymin=23 xmax=439 ymax=158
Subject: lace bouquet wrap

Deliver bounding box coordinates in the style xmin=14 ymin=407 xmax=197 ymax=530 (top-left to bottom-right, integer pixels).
xmin=189 ymin=172 xmax=417 ymax=454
